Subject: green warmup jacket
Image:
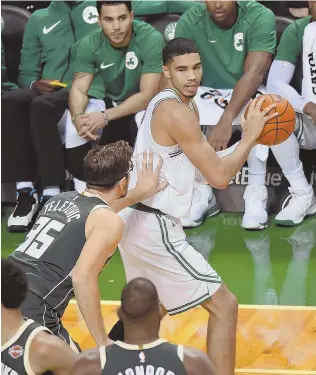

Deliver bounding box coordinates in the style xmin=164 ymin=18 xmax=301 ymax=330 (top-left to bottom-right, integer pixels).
xmin=18 ymin=0 xmax=103 ymax=96
xmin=132 ymin=1 xmax=200 ymax=16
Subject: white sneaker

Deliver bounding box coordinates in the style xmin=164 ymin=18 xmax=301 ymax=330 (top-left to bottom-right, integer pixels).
xmin=242 ymin=185 xmax=269 ymax=230
xmin=181 ymin=185 xmax=220 ymax=228
xmin=8 ymin=188 xmax=39 ymax=232
xmin=274 ymin=187 xmax=316 ymax=227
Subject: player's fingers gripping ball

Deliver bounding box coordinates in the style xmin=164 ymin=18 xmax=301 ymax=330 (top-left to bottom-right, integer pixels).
xmin=244 ymin=94 xmax=296 ymax=146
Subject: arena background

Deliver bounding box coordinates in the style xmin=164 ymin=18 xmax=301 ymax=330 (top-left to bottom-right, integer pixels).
xmin=1 ymin=1 xmax=316 ymax=213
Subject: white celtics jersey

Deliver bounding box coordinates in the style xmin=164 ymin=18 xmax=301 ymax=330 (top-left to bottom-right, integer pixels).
xmin=131 ymin=89 xmax=203 ymax=218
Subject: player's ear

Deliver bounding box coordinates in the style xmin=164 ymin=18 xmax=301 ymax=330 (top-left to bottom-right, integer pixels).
xmin=117 ymin=176 xmax=128 ymax=192
xmin=162 ymin=65 xmax=170 ymax=80
xmin=130 ymin=10 xmax=134 ymax=21
xmin=97 ymin=15 xmax=101 ymax=27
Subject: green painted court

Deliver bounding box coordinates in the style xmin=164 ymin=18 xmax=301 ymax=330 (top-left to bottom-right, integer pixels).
xmin=2 ymin=207 xmax=315 ymax=306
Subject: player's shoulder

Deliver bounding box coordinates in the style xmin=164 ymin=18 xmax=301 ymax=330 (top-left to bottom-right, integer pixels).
xmin=157 ymin=97 xmax=192 ymax=117
xmin=29 ymin=329 xmax=64 ymax=358
xmin=70 ymin=348 xmax=101 ymax=375
xmin=88 ymin=205 xmax=124 ymax=230
xmin=178 ymin=3 xmax=206 ymax=25
xmin=183 ymin=346 xmax=215 ymax=375
xmin=78 ymin=28 xmax=104 ymax=50
xmin=290 ymin=16 xmax=312 ymax=33
xmin=29 ymin=330 xmax=77 ymax=374
xmin=238 ymin=1 xmax=275 ymax=24
xmin=155 ymin=98 xmax=196 ymax=129
xmin=133 ymin=20 xmax=164 ymax=44
xmin=28 ymin=7 xmax=50 ymax=21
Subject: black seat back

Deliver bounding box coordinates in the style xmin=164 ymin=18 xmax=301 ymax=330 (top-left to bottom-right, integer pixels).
xmin=1 ymin=5 xmax=31 ymax=84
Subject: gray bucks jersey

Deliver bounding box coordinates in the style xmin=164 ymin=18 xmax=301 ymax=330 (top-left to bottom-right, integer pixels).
xmin=1 ymin=319 xmax=52 ymax=375
xmin=9 ymin=191 xmax=109 ymax=316
xmin=100 ymin=339 xmax=187 ymax=375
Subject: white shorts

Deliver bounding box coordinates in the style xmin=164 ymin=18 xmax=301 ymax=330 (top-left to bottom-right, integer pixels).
xmin=295 ymin=113 xmax=316 ymax=150
xmin=65 ymin=98 xmax=105 ymax=149
xmin=119 ymin=208 xmax=222 ymax=315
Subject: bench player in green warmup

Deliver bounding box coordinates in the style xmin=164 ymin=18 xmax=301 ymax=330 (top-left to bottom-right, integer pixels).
xmin=175 ymin=0 xmax=278 ymax=229
xmin=266 ymin=1 xmax=316 ymax=226
xmin=65 ymin=0 xmax=165 ymax=190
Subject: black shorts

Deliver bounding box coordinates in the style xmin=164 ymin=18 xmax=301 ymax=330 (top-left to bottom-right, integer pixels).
xmin=21 ymin=291 xmax=81 ymax=352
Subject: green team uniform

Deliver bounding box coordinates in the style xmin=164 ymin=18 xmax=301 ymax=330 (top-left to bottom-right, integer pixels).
xmin=74 ymin=20 xmax=164 ymax=104
xmin=132 ymin=0 xmax=197 ymax=16
xmin=275 ymin=16 xmax=312 ymax=64
xmin=18 ymin=0 xmax=104 ymax=98
xmin=175 ymin=1 xmax=276 ymax=89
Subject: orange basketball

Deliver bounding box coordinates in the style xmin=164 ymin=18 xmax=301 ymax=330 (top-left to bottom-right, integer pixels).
xmin=244 ymin=94 xmax=296 ymax=146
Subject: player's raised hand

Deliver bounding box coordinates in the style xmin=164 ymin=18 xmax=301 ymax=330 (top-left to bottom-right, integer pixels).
xmin=135 ymin=150 xmax=168 ymax=199
xmin=242 ymin=96 xmax=278 ymax=143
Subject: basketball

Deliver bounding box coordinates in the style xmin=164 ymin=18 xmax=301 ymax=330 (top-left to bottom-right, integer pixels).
xmin=244 ymin=94 xmax=296 ymax=146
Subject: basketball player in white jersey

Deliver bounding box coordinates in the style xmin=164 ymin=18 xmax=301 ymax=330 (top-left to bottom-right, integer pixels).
xmin=118 ymin=37 xmax=278 ymax=375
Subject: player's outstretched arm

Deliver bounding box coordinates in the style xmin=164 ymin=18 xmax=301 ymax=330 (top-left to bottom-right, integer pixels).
xmin=29 ymin=331 xmax=78 ymax=375
xmin=183 ymin=347 xmax=216 ymax=375
xmin=72 ymin=208 xmax=124 ymax=347
xmin=159 ymin=97 xmax=277 ymax=189
xmin=70 ymin=349 xmax=101 ymax=375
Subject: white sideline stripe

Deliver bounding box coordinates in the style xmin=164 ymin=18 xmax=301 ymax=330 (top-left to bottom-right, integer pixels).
xmin=69 ymin=300 xmax=316 ymax=311
xmin=235 ymin=369 xmax=316 ymax=375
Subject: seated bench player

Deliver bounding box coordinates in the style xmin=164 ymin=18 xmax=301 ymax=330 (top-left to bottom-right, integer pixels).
xmin=65 ymin=0 xmax=165 ymax=191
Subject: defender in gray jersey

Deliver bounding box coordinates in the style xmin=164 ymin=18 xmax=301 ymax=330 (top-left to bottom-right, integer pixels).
xmin=70 ymin=278 xmax=215 ymax=375
xmin=1 ymin=259 xmax=77 ymax=375
xmin=9 ymin=141 xmax=166 ymax=350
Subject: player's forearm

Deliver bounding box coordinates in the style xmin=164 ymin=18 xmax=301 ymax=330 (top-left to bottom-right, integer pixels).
xmin=112 ymin=189 xmax=143 ymax=213
xmin=106 ymin=91 xmax=153 ymax=122
xmin=72 ymin=274 xmax=108 ymax=346
xmin=216 ymin=135 xmax=256 ymax=187
xmin=222 ymin=72 xmax=265 ymax=123
xmin=69 ymin=86 xmax=89 ymax=118
xmin=270 ymin=79 xmax=309 ymax=113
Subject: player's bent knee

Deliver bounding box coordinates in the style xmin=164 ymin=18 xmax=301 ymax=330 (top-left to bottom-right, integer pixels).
xmin=202 ymin=284 xmax=238 ymax=317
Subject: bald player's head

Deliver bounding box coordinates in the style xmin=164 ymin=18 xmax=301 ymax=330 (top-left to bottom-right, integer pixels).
xmin=118 ymin=278 xmax=162 ymax=325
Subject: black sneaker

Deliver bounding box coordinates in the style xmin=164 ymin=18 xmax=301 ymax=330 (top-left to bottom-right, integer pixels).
xmin=8 ymin=188 xmax=39 ymax=232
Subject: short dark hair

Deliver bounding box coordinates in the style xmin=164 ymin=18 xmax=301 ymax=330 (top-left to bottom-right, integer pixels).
xmin=162 ymin=37 xmax=200 ymax=65
xmin=96 ymin=1 xmax=132 ymax=15
xmin=121 ymin=278 xmax=159 ymax=322
xmin=2 ymin=259 xmax=28 ymax=309
xmin=84 ymin=140 xmax=133 ymax=189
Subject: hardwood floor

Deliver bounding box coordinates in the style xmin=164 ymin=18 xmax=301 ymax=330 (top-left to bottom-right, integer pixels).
xmin=63 ymin=302 xmax=316 ymax=374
